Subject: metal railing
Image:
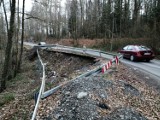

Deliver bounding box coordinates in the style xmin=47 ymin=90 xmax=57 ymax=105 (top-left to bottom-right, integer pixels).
xmin=30 ymin=44 xmax=122 ymax=119
xmin=31 ymin=49 xmax=46 ymax=120
xmin=54 ymin=44 xmax=117 ymax=56
xmin=41 ymin=54 xmax=122 ymax=99
xmin=35 ymin=43 xmax=117 ymax=57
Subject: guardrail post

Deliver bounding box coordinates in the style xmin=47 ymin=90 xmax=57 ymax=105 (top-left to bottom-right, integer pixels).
xmin=83 ymin=45 xmax=86 ymax=54
xmin=99 ymin=50 xmax=101 ymax=57
xmin=42 ymin=63 xmax=46 ymax=94
xmin=34 ymin=91 xmax=39 ymax=105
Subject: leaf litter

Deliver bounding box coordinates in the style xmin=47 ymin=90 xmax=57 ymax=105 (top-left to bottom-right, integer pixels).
xmin=0 ymin=48 xmax=159 ymax=120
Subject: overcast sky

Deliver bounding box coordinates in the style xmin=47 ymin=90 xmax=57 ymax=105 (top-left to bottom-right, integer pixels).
xmin=19 ymin=0 xmax=66 ymax=12
xmin=18 ymin=0 xmax=33 ymax=12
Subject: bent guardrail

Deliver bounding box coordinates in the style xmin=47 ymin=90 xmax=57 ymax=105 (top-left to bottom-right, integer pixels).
xmin=41 ymin=54 xmax=122 ymax=99
xmin=35 ymin=43 xmax=117 ymax=57
xmin=31 ymin=49 xmax=46 ymax=120
xmin=30 ymin=44 xmax=122 ymax=119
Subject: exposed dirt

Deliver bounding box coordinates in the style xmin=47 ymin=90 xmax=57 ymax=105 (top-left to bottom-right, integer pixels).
xmin=0 ymin=48 xmax=105 ymax=120
xmin=37 ymin=64 xmax=159 ymax=120
xmin=38 ymin=49 xmax=103 ymax=90
xmin=0 ymin=48 xmax=159 ymax=120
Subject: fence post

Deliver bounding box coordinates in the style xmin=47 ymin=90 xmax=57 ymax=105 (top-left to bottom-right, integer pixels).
xmin=99 ymin=50 xmax=101 ymax=57
xmin=83 ymin=45 xmax=86 ymax=54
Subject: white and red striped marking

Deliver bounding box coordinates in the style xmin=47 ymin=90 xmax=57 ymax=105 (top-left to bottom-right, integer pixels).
xmin=102 ymin=56 xmax=119 ymax=73
xmin=105 ymin=60 xmax=112 ymax=70
xmin=115 ymin=56 xmax=119 ymax=65
xmin=102 ymin=66 xmax=106 ymax=73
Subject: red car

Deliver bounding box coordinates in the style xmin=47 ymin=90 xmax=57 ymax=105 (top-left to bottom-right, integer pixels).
xmin=119 ymin=45 xmax=155 ymax=62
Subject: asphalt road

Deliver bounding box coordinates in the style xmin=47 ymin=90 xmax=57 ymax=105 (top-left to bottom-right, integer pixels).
xmin=53 ymin=45 xmax=160 ymax=79
xmin=24 ymin=42 xmax=160 ymax=82
xmin=121 ymin=59 xmax=160 ymax=78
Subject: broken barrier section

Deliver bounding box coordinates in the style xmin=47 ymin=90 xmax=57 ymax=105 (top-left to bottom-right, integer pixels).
xmin=102 ymin=55 xmax=121 ymax=73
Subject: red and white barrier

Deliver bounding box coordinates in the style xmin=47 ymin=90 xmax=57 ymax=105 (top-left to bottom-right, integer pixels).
xmin=105 ymin=60 xmax=112 ymax=70
xmin=115 ymin=56 xmax=119 ymax=65
xmin=102 ymin=60 xmax=112 ymax=73
xmin=102 ymin=66 xmax=106 ymax=73
xmin=102 ymin=56 xmax=119 ymax=73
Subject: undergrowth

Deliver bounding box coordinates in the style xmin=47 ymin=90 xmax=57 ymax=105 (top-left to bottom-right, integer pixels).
xmin=0 ymin=93 xmax=15 ymax=106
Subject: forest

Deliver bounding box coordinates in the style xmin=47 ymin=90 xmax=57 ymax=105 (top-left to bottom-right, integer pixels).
xmin=0 ymin=0 xmax=160 ymax=91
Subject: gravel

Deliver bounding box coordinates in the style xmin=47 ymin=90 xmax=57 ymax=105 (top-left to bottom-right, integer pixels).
xmin=103 ymin=107 xmax=147 ymax=120
xmin=44 ymin=76 xmax=147 ymax=120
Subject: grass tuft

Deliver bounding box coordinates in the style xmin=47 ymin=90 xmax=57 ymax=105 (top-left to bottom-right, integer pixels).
xmin=0 ymin=93 xmax=15 ymax=106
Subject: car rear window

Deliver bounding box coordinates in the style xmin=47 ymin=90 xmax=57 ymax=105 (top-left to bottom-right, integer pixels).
xmin=136 ymin=46 xmax=150 ymax=50
xmin=123 ymin=46 xmax=128 ymax=50
xmin=127 ymin=45 xmax=135 ymax=50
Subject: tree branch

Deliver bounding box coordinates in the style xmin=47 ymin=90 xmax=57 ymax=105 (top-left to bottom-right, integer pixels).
xmin=15 ymin=11 xmax=46 ymax=22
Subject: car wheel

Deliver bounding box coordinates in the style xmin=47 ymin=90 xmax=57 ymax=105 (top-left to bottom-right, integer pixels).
xmin=146 ymin=59 xmax=150 ymax=62
xmin=130 ymin=55 xmax=135 ymax=61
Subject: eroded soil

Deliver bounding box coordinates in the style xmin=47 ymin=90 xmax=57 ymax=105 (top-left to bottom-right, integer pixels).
xmin=0 ymin=48 xmax=105 ymax=119
xmin=0 ymin=48 xmax=159 ymax=120
xmin=38 ymin=64 xmax=160 ymax=120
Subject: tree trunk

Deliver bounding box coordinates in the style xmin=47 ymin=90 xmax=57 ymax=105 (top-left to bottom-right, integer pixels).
xmin=17 ymin=0 xmax=25 ymax=72
xmin=2 ymin=0 xmax=9 ymax=32
xmin=1 ymin=0 xmax=16 ymax=92
xmin=14 ymin=0 xmax=20 ymax=77
xmin=0 ymin=0 xmax=2 ymax=7
xmin=119 ymin=0 xmax=122 ymax=37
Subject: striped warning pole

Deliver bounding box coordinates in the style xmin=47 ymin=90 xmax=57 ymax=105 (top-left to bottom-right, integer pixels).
xmin=102 ymin=56 xmax=120 ymax=74
xmin=115 ymin=56 xmax=119 ymax=65
xmin=102 ymin=65 xmax=106 ymax=73
xmin=105 ymin=60 xmax=112 ymax=70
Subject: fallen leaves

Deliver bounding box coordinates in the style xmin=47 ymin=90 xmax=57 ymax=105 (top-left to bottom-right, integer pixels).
xmin=106 ymin=64 xmax=160 ymax=120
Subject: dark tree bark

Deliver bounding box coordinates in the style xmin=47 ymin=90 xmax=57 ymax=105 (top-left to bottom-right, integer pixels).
xmin=1 ymin=0 xmax=16 ymax=92
xmin=2 ymin=0 xmax=9 ymax=32
xmin=14 ymin=0 xmax=20 ymax=77
xmin=68 ymin=0 xmax=78 ymax=45
xmin=0 ymin=0 xmax=3 ymax=7
xmin=132 ymin=0 xmax=141 ymax=37
xmin=17 ymin=0 xmax=25 ymax=72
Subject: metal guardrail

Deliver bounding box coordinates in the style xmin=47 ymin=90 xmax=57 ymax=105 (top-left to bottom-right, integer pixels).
xmin=35 ymin=44 xmax=117 ymax=57
xmin=27 ymin=42 xmax=116 ymax=57
xmin=41 ymin=54 xmax=122 ymax=99
xmin=31 ymin=44 xmax=122 ymax=119
xmin=41 ymin=66 xmax=101 ymax=99
xmin=54 ymin=44 xmax=117 ymax=56
xmin=31 ymin=49 xmax=46 ymax=120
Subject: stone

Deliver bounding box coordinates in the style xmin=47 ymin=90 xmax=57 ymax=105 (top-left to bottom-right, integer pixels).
xmin=77 ymin=92 xmax=88 ymax=99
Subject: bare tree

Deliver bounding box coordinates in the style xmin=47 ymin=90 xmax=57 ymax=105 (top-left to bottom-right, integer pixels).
xmin=1 ymin=0 xmax=16 ymax=92
xmin=2 ymin=0 xmax=9 ymax=32
xmin=17 ymin=0 xmax=25 ymax=72
xmin=0 ymin=0 xmax=2 ymax=7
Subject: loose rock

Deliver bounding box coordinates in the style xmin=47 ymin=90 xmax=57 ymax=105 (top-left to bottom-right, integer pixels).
xmin=77 ymin=92 xmax=88 ymax=99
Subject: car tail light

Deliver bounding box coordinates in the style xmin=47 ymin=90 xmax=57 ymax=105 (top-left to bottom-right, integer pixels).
xmin=136 ymin=52 xmax=141 ymax=56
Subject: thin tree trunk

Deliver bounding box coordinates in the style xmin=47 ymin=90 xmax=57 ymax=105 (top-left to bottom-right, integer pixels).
xmin=14 ymin=0 xmax=20 ymax=77
xmin=2 ymin=0 xmax=9 ymax=32
xmin=119 ymin=0 xmax=122 ymax=37
xmin=1 ymin=0 xmax=16 ymax=92
xmin=17 ymin=0 xmax=25 ymax=72
xmin=0 ymin=0 xmax=3 ymax=7
xmin=110 ymin=11 xmax=114 ymax=52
